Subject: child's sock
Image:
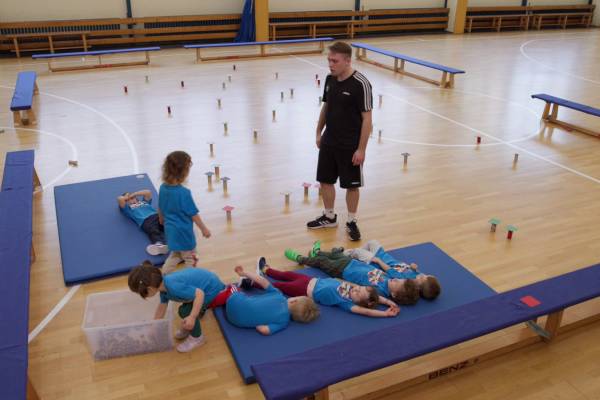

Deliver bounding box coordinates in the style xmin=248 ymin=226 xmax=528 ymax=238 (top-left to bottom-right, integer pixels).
xmin=325 ymin=209 xmax=335 ymax=219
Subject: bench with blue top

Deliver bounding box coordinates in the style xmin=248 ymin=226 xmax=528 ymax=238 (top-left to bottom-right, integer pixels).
xmin=32 ymin=46 xmax=161 ymax=72
xmin=252 ymin=263 xmax=600 ymax=400
xmin=532 ymin=93 xmax=600 ymax=138
xmin=10 ymin=71 xmax=39 ymax=126
xmin=183 ymin=37 xmax=334 ymax=62
xmin=351 ymin=42 xmax=465 ymax=89
xmin=0 ymin=150 xmax=41 ymax=400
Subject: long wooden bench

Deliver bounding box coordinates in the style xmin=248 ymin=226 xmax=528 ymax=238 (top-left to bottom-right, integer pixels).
xmin=32 ymin=46 xmax=161 ymax=72
xmin=532 ymin=93 xmax=600 ymax=138
xmin=0 ymin=15 xmax=241 ymax=57
xmin=184 ymin=37 xmax=333 ymax=62
xmin=466 ymin=6 xmax=529 ymax=32
xmin=10 ymin=71 xmax=39 ymax=126
xmin=253 ymin=263 xmax=600 ymax=399
xmin=352 ymin=42 xmax=465 ymax=88
xmin=0 ymin=150 xmax=39 ymax=400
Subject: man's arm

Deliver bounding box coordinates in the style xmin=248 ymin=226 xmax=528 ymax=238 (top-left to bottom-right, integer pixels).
xmin=315 ymin=103 xmax=328 ymax=148
xmin=352 ymin=110 xmax=372 ymax=166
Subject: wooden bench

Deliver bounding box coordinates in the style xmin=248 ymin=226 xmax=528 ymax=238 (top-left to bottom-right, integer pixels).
xmin=532 ymin=93 xmax=600 ymax=138
xmin=270 ymin=20 xmax=355 ymax=41
xmin=0 ymin=150 xmax=39 ymax=400
xmin=10 ymin=71 xmax=39 ymax=126
xmin=31 ymin=46 xmax=161 ymax=72
xmin=351 ymin=42 xmax=465 ymax=88
xmin=7 ymin=31 xmax=90 ymax=58
xmin=183 ymin=37 xmax=333 ymax=62
xmin=530 ymin=12 xmax=593 ymax=30
xmin=253 ymin=263 xmax=600 ymax=399
xmin=466 ymin=6 xmax=528 ymax=32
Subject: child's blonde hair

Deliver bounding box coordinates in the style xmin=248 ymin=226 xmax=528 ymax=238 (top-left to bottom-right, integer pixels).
xmin=390 ymin=279 xmax=420 ymax=305
xmin=289 ymin=296 xmax=320 ymax=323
xmin=421 ymin=276 xmax=441 ymax=300
xmin=162 ymin=151 xmax=192 ymax=185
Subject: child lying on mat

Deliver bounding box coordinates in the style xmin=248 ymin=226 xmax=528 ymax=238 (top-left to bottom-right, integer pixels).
xmin=216 ymin=265 xmax=320 ymax=335
xmin=285 ymin=243 xmax=420 ymax=305
xmin=118 ymin=190 xmax=168 ymax=256
xmin=344 ymin=240 xmax=441 ymax=300
xmin=128 ymin=261 xmax=226 ymax=353
xmin=255 ymin=257 xmax=399 ymax=317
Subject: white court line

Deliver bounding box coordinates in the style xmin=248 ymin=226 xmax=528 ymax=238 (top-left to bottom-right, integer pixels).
xmin=0 ymin=126 xmax=79 ymax=190
xmin=278 ymin=45 xmax=600 ymax=186
xmin=520 ymin=36 xmax=600 ymax=85
xmin=28 ymin=285 xmax=80 ymax=344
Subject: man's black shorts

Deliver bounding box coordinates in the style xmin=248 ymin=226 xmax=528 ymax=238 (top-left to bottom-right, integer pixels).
xmin=316 ymin=144 xmax=363 ymax=189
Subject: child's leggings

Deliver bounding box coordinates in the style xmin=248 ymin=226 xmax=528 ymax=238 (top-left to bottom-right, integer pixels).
xmin=265 ymin=267 xmax=312 ymax=297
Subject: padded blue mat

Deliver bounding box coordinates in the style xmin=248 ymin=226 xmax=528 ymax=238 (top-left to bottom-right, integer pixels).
xmin=213 ymin=242 xmax=496 ymax=383
xmin=54 ymin=174 xmax=166 ymax=285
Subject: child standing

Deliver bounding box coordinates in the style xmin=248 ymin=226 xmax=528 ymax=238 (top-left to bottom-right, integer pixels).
xmin=159 ymin=151 xmax=211 ymax=274
xmin=128 ymin=261 xmax=226 ymax=353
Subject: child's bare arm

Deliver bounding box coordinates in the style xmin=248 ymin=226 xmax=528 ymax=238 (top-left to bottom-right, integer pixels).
xmin=256 ymin=325 xmax=271 ymax=335
xmin=154 ymin=303 xmax=168 ymax=319
xmin=235 ymin=266 xmax=270 ymax=290
xmin=191 ymin=214 xmax=211 ymax=238
xmin=378 ymin=295 xmax=397 ymax=308
xmin=351 ymin=305 xmax=399 ymax=318
xmin=157 ymin=209 xmax=164 ymax=225
xmin=182 ymin=289 xmax=205 ymax=330
xmin=117 ymin=195 xmax=127 ymax=208
xmin=372 ymin=257 xmax=391 ymax=271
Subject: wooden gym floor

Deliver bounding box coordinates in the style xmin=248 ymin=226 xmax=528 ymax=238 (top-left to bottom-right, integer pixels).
xmin=1 ymin=28 xmax=600 ymax=400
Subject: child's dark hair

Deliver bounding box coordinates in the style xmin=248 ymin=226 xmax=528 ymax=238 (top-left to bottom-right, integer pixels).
xmin=162 ymin=151 xmax=192 ymax=185
xmin=421 ymin=276 xmax=441 ymax=300
xmin=356 ymin=286 xmax=379 ymax=309
xmin=128 ymin=261 xmax=163 ymax=298
xmin=391 ymin=279 xmax=420 ymax=305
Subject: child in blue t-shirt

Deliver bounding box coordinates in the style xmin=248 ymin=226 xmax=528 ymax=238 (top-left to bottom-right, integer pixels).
xmin=128 ymin=261 xmax=225 ymax=353
xmin=256 ymin=257 xmax=399 ymax=317
xmin=118 ymin=189 xmax=168 ymax=256
xmin=345 ymin=239 xmax=441 ymax=300
xmin=222 ymin=265 xmax=320 ymax=335
xmin=158 ymin=151 xmax=211 ymax=274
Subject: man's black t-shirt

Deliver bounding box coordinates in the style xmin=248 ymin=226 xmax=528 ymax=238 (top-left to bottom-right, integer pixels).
xmin=321 ymin=70 xmax=373 ymax=150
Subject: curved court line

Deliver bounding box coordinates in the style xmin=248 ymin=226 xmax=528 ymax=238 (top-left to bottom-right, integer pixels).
xmin=0 ymin=85 xmax=140 ymax=173
xmin=28 ymin=284 xmax=80 ymax=344
xmin=520 ymin=36 xmax=600 ymax=85
xmin=0 ymin=126 xmax=78 ymax=190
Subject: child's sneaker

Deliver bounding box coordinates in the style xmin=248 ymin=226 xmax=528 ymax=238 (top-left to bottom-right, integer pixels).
xmin=146 ymin=242 xmax=169 ymax=256
xmin=256 ymin=257 xmax=267 ymax=276
xmin=176 ymin=335 xmax=206 ymax=353
xmin=309 ymin=241 xmax=321 ymax=257
xmin=174 ymin=328 xmax=190 ymax=340
xmin=284 ymin=249 xmax=301 ymax=263
xmin=238 ymin=277 xmax=253 ymax=290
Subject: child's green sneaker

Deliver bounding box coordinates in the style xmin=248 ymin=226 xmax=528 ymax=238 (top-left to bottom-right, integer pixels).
xmin=284 ymin=249 xmax=300 ymax=262
xmin=309 ymin=240 xmax=321 ymax=258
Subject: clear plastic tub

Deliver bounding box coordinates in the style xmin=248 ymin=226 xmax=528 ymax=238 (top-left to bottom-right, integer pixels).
xmin=82 ymin=289 xmax=174 ymax=360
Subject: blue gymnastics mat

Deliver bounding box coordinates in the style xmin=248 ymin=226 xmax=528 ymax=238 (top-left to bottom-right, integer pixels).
xmin=213 ymin=242 xmax=496 ymax=383
xmin=54 ymin=174 xmax=166 ymax=285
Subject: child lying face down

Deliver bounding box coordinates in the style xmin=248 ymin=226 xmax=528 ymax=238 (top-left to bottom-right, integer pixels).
xmin=285 ymin=243 xmax=420 ymax=306
xmin=254 ymin=257 xmax=399 ymax=318
xmin=344 ymin=240 xmax=441 ymax=300
xmin=118 ymin=190 xmax=168 ymax=256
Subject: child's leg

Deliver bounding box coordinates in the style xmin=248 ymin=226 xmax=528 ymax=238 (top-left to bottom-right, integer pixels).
xmin=141 ymin=214 xmax=165 ymax=244
xmin=297 ymin=254 xmax=349 ymax=278
xmin=364 ymin=240 xmax=382 ymax=254
xmin=181 ymin=250 xmax=199 ymax=267
xmin=178 ymin=302 xmax=205 ymax=338
xmin=265 ymin=268 xmax=312 ymax=297
xmin=207 ymin=285 xmax=238 ymax=308
xmin=162 ymin=251 xmax=183 ymax=274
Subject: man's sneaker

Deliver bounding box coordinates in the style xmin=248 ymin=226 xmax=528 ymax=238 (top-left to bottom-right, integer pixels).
xmin=256 ymin=257 xmax=267 ymax=276
xmin=284 ymin=249 xmax=301 ymax=262
xmin=309 ymin=241 xmax=321 ymax=257
xmin=307 ymin=213 xmax=338 ymax=229
xmin=346 ymin=220 xmax=361 ymax=241
xmin=176 ymin=335 xmax=206 ymax=353
xmin=146 ymin=242 xmax=169 ymax=256
xmin=174 ymin=328 xmax=190 ymax=340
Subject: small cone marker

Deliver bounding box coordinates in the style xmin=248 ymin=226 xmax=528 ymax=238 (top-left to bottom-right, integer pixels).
xmin=272 ymin=110 xmax=276 ymax=121
xmin=205 ymin=171 xmax=214 ymax=187
xmin=222 ymin=82 xmax=226 ymax=89
xmin=221 ymin=177 xmax=230 ymax=193
xmin=253 ymin=129 xmax=258 ymax=140
xmin=317 ymin=79 xmax=321 ymax=87
xmin=181 ymin=81 xmax=185 ymax=88
xmin=477 ymin=136 xmax=482 ymax=144
xmin=228 ymin=75 xmax=232 ymax=82
xmin=378 ymin=129 xmax=382 ymax=140
xmin=208 ymin=142 xmax=214 ymax=156
xmin=283 ymin=191 xmax=291 ymax=206
xmin=378 ymin=94 xmax=383 ymax=107
xmin=315 ymin=74 xmax=319 ymax=80
xmin=218 ymin=98 xmax=222 ymax=108
xmin=513 ymin=153 xmax=519 ymax=165
xmin=280 ymin=91 xmax=284 ymax=101
xmin=290 ymin=88 xmax=294 ymax=98
xmin=145 ymin=75 xmax=149 ymax=83
xmin=489 ymin=218 xmax=501 ymax=233
xmin=167 ymin=106 xmax=172 ymax=116
xmin=223 ymin=205 xmax=234 ymax=221
xmin=302 ymin=182 xmax=311 ymax=197
xmin=233 ymin=64 xmax=236 ymax=71
xmin=275 ymin=72 xmax=279 ymax=79
xmin=223 ymin=122 xmax=228 ymax=134
xmin=68 ymin=160 xmax=78 ymax=167
xmin=401 ymin=152 xmax=410 ymax=167
xmin=213 ymin=164 xmax=220 ymax=178
xmin=124 ymin=86 xmax=128 ymax=94
xmin=507 ymin=225 xmax=518 ymax=240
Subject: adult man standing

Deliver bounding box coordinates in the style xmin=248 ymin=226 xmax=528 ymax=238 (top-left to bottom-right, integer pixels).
xmin=307 ymin=41 xmax=373 ymax=241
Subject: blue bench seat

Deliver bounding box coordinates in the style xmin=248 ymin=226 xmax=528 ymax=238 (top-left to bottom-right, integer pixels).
xmin=253 ymin=263 xmax=600 ymax=400
xmin=351 ymin=42 xmax=465 ymax=88
xmin=10 ymin=71 xmax=38 ymax=126
xmin=532 ymin=93 xmax=600 ymax=138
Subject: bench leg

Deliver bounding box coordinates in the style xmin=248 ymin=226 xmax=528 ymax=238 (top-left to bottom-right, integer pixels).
xmin=33 ymin=167 xmax=42 ymax=191
xmin=542 ymin=102 xmax=551 ymax=120
xmin=48 ymin=35 xmax=55 ymax=54
xmin=440 ymin=71 xmax=448 ymax=88
xmin=13 ymin=37 xmax=21 ymax=58
xmin=394 ymin=58 xmax=399 ymax=72
xmin=82 ymin=33 xmax=88 ymax=51
xmin=448 ymin=73 xmax=455 ymax=89
xmin=542 ymin=310 xmax=564 ymax=342
xmin=400 ymin=59 xmax=405 ymax=71
xmin=26 ymin=109 xmax=37 ymax=125
xmin=13 ymin=111 xmax=21 ymax=126
xmin=196 ymin=48 xmax=201 ymax=62
xmin=550 ymin=104 xmax=559 ymax=120
xmin=260 ymin=44 xmax=266 ymax=57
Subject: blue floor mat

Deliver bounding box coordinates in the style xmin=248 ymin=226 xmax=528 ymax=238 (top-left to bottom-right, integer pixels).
xmin=54 ymin=174 xmax=166 ymax=285
xmin=213 ymin=242 xmax=496 ymax=383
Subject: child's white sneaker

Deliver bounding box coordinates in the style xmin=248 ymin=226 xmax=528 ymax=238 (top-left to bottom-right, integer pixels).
xmin=176 ymin=335 xmax=205 ymax=353
xmin=146 ymin=242 xmax=169 ymax=256
xmin=174 ymin=328 xmax=190 ymax=340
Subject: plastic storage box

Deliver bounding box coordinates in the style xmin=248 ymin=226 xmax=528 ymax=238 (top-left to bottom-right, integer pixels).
xmin=82 ymin=289 xmax=174 ymax=360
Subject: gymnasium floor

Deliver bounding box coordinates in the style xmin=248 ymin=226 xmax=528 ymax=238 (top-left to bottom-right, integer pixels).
xmin=2 ymin=28 xmax=600 ymax=399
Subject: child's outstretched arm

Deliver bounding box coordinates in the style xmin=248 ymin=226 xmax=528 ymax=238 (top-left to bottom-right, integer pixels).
xmin=182 ymin=288 xmax=205 ymax=330
xmin=371 ymin=257 xmax=391 ymax=271
xmin=235 ymin=266 xmax=270 ymax=290
xmin=351 ymin=305 xmax=399 ymax=318
xmin=256 ymin=325 xmax=271 ymax=335
xmin=154 ymin=302 xmax=168 ymax=319
xmin=378 ymin=295 xmax=398 ymax=308
xmin=192 ymin=214 xmax=211 ymax=238
xmin=117 ymin=194 xmax=128 ymax=208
